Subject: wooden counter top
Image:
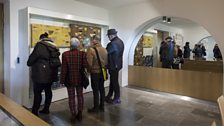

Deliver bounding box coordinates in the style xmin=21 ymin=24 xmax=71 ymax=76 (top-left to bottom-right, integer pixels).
xmin=182 ymin=59 xmax=223 ymax=73
xmin=0 ymin=93 xmax=50 ymax=126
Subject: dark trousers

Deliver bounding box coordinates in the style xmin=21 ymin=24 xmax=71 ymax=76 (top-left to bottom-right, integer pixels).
xmin=91 ymin=73 xmax=105 ymax=108
xmin=107 ymin=70 xmax=120 ymax=99
xmin=162 ymin=60 xmax=173 ymax=68
xmin=32 ymin=83 xmax=52 ymax=115
xmin=172 ymin=63 xmax=179 ymax=69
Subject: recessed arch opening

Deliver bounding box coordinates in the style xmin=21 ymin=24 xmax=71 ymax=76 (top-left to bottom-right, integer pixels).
xmin=128 ymin=16 xmax=223 ymax=101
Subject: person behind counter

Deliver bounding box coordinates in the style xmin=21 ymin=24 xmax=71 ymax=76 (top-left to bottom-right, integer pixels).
xmin=213 ymin=44 xmax=222 ymax=60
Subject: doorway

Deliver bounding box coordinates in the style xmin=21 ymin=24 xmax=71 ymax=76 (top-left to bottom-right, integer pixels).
xmin=128 ymin=16 xmax=223 ymax=101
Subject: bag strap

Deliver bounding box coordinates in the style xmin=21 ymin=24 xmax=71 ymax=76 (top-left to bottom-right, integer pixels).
xmin=78 ymin=50 xmax=80 ymax=68
xmin=93 ymin=47 xmax=104 ymax=76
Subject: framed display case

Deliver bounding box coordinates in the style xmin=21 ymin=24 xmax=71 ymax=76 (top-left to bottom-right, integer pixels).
xmin=19 ymin=7 xmax=109 ymax=107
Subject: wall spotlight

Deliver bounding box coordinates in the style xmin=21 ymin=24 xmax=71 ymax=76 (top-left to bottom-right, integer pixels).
xmin=162 ymin=16 xmax=167 ymax=22
xmin=167 ymin=17 xmax=171 ymax=23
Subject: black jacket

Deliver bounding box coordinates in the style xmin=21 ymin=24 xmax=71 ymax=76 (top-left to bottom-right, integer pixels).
xmin=27 ymin=39 xmax=60 ymax=84
xmin=106 ymin=36 xmax=124 ymax=71
xmin=184 ymin=46 xmax=191 ymax=58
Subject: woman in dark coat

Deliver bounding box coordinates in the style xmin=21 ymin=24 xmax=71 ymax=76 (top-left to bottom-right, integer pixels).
xmin=27 ymin=33 xmax=60 ymax=116
xmin=213 ymin=44 xmax=222 ymax=60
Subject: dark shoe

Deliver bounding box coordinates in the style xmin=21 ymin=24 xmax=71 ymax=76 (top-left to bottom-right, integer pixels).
xmin=39 ymin=109 xmax=50 ymax=114
xmin=105 ymin=96 xmax=113 ymax=104
xmin=76 ymin=111 xmax=82 ymax=121
xmin=112 ymin=98 xmax=121 ymax=104
xmin=32 ymin=110 xmax=39 ymax=116
xmin=70 ymin=114 xmax=76 ymax=123
xmin=88 ymin=107 xmax=99 ymax=113
xmin=99 ymin=107 xmax=104 ymax=112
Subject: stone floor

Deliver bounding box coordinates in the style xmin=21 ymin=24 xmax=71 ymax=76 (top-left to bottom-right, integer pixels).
xmin=38 ymin=86 xmax=222 ymax=126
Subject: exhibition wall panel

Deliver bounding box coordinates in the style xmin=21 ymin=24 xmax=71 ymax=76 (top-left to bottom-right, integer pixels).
xmin=19 ymin=7 xmax=109 ymax=107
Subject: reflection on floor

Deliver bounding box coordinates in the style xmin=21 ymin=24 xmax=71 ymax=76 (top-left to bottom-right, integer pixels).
xmin=38 ymin=87 xmax=221 ymax=126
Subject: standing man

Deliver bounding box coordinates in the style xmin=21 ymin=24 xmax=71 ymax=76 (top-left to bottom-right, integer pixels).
xmin=60 ymin=38 xmax=88 ymax=122
xmin=105 ymin=29 xmax=124 ymax=104
xmin=27 ymin=32 xmax=60 ymax=116
xmin=213 ymin=44 xmax=222 ymax=60
xmin=87 ymin=35 xmax=108 ymax=113
xmin=183 ymin=42 xmax=191 ymax=58
xmin=160 ymin=37 xmax=175 ymax=69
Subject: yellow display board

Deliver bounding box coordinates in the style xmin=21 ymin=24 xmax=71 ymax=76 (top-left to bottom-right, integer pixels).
xmin=31 ymin=24 xmax=70 ymax=47
xmin=142 ymin=35 xmax=153 ymax=48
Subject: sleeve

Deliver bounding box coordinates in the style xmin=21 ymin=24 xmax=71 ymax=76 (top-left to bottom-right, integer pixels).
xmin=27 ymin=43 xmax=41 ymax=66
xmin=112 ymin=50 xmax=119 ymax=67
xmin=104 ymin=49 xmax=108 ymax=67
xmin=106 ymin=43 xmax=115 ymax=54
xmin=60 ymin=53 xmax=68 ymax=84
xmin=159 ymin=46 xmax=162 ymax=55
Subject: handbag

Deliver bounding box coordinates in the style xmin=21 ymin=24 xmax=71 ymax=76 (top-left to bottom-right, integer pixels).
xmin=93 ymin=47 xmax=108 ymax=81
xmin=79 ymin=52 xmax=89 ymax=89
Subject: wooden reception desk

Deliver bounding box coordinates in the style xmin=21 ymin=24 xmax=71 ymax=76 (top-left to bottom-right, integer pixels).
xmin=182 ymin=59 xmax=223 ymax=73
xmin=129 ymin=63 xmax=223 ymax=101
xmin=0 ymin=93 xmax=50 ymax=126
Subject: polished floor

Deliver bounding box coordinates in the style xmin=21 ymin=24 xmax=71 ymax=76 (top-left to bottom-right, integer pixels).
xmin=38 ymin=87 xmax=221 ymax=126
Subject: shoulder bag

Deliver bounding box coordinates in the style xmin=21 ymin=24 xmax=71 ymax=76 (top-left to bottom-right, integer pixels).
xmin=93 ymin=47 xmax=108 ymax=81
xmin=78 ymin=51 xmax=89 ymax=89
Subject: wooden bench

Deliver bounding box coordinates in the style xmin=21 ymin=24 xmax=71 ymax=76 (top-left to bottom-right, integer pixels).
xmin=218 ymin=95 xmax=224 ymax=126
xmin=0 ymin=93 xmax=50 ymax=126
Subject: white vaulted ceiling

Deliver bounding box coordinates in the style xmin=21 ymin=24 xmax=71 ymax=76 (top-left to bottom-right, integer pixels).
xmin=74 ymin=0 xmax=199 ymax=29
xmin=74 ymin=0 xmax=147 ymax=9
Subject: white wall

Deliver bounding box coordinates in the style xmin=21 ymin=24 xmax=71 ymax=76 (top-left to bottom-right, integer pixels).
xmin=182 ymin=26 xmax=210 ymax=49
xmin=147 ymin=23 xmax=184 ymax=46
xmin=6 ymin=0 xmax=109 ymax=104
xmin=109 ymin=0 xmax=224 ymax=88
xmin=3 ymin=0 xmax=10 ymax=96
xmin=149 ymin=23 xmax=184 ymax=37
xmin=182 ymin=26 xmax=211 ymax=59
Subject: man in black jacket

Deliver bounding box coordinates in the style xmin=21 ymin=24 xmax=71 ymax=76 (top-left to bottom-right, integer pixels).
xmin=105 ymin=29 xmax=124 ymax=104
xmin=27 ymin=33 xmax=60 ymax=116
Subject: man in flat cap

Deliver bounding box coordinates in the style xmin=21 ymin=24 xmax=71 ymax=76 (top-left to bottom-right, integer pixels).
xmin=105 ymin=29 xmax=124 ymax=104
xmin=160 ymin=36 xmax=175 ymax=68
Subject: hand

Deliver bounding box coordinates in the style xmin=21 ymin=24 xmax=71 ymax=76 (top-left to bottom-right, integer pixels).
xmin=60 ymin=83 xmax=65 ymax=87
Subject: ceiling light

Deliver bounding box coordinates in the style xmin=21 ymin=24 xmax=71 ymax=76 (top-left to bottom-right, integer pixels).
xmin=167 ymin=17 xmax=171 ymax=24
xmin=162 ymin=16 xmax=167 ymax=22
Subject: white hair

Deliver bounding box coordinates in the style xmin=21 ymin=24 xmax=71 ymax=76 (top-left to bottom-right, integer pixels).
xmin=70 ymin=37 xmax=80 ymax=48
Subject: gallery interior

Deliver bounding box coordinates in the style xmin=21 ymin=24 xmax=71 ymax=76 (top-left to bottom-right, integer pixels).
xmin=0 ymin=0 xmax=224 ymax=126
